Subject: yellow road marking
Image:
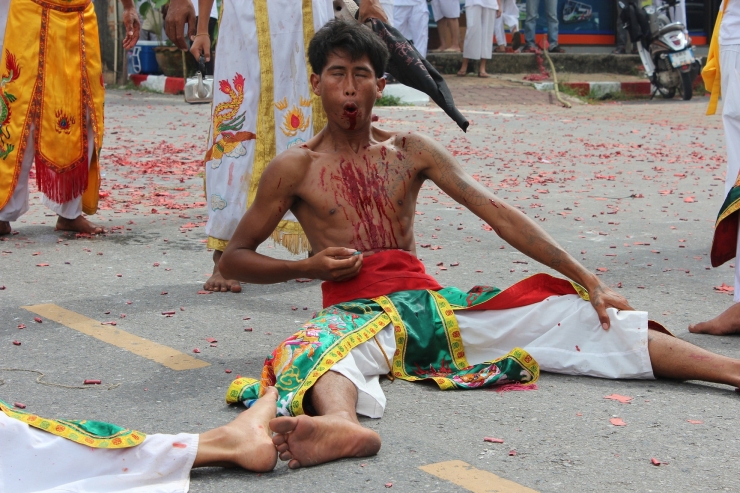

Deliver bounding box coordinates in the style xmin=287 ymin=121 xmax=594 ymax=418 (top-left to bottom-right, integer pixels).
xmin=419 ymin=460 xmax=539 ymax=493
xmin=22 ymin=304 xmax=210 ymax=371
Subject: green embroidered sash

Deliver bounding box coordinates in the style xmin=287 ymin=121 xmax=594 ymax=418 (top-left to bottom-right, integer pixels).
xmin=226 ymin=287 xmax=540 ymax=416
xmin=0 ymin=399 xmax=146 ymax=448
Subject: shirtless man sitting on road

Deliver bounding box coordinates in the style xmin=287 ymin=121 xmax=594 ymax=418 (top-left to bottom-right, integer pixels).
xmin=219 ymin=20 xmax=740 ymax=470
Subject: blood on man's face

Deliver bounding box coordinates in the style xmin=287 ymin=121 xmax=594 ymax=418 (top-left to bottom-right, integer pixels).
xmin=311 ymin=50 xmax=385 ymax=132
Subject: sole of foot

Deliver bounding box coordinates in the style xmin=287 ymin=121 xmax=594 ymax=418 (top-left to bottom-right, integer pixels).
xmin=55 ymin=216 xmax=106 ymax=235
xmin=689 ymin=303 xmax=740 ymax=335
xmin=0 ymin=221 xmax=10 ymax=235
xmin=270 ymin=414 xmax=381 ymax=469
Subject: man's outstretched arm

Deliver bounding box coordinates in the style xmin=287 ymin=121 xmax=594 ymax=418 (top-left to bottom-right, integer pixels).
xmin=219 ymin=155 xmax=362 ymax=284
xmin=413 ymin=134 xmax=632 ymax=329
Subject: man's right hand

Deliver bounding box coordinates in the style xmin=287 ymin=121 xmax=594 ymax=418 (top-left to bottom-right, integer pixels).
xmin=304 ymin=247 xmax=363 ymax=281
xmin=164 ymin=0 xmax=196 ymax=50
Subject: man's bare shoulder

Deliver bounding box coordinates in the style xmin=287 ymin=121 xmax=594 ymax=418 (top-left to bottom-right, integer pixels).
xmin=262 ymin=145 xmax=315 ymax=183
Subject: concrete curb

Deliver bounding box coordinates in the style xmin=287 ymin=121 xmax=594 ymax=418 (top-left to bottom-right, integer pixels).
xmin=129 ymin=74 xmax=185 ymax=95
xmin=533 ymin=80 xmax=653 ymax=97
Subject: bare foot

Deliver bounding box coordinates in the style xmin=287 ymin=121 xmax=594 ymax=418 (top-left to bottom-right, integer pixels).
xmin=478 ymin=72 xmax=490 ymax=78
xmin=0 ymin=221 xmax=10 ymax=235
xmin=205 ymin=250 xmax=242 ymax=293
xmin=270 ymin=413 xmax=381 ymax=468
xmin=689 ymin=303 xmax=740 ymax=335
xmin=55 ymin=215 xmax=106 ymax=234
xmin=194 ymin=387 xmax=279 ymax=472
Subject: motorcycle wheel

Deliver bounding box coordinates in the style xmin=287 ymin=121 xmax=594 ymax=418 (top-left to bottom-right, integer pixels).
xmin=679 ymin=71 xmax=693 ymax=101
xmin=658 ymin=86 xmax=676 ymax=99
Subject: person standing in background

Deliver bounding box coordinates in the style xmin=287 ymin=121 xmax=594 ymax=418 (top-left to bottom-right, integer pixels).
xmin=493 ymin=0 xmax=519 ymax=52
xmin=431 ymin=0 xmax=461 ymax=52
xmin=457 ymin=0 xmax=500 ymax=77
xmin=523 ymin=0 xmax=563 ymax=52
xmin=394 ymin=0 xmax=429 ymax=56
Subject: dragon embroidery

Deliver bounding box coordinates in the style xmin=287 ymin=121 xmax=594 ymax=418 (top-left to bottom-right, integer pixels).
xmin=205 ymin=73 xmax=255 ymax=167
xmin=0 ymin=50 xmax=21 ymax=159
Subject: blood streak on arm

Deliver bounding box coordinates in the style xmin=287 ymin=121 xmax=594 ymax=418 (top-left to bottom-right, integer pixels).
xmin=277 ymin=177 xmax=282 ymax=189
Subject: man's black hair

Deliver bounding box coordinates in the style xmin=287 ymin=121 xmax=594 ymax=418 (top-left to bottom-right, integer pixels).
xmin=308 ymin=19 xmax=389 ymax=77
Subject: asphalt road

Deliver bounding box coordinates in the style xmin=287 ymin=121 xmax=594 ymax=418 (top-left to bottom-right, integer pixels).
xmin=1 ymin=86 xmax=738 ymax=492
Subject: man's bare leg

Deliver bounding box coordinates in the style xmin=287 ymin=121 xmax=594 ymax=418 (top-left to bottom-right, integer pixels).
xmin=688 ymin=304 xmax=740 ymax=335
xmin=437 ymin=18 xmax=450 ymax=51
xmin=193 ymin=387 xmax=278 ymax=472
xmin=648 ymin=329 xmax=740 ymax=387
xmin=270 ymin=371 xmax=381 ymax=468
xmin=206 ymin=249 xmax=242 ymax=293
xmin=56 ymin=215 xmax=106 ymax=234
xmin=0 ymin=221 xmax=10 ymax=235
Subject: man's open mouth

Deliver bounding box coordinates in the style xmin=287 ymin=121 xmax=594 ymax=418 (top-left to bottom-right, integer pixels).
xmin=343 ymin=103 xmax=358 ymax=115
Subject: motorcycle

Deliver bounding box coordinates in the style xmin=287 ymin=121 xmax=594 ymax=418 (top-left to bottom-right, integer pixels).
xmin=619 ymin=0 xmax=701 ymax=100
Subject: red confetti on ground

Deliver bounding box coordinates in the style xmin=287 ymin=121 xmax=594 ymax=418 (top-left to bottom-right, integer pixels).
xmin=604 ymin=394 xmax=633 ymax=404
xmin=34 ymin=317 xmax=42 ymax=323
xmin=686 ymin=420 xmax=703 ymax=424
xmin=12 ymin=340 xmax=21 ymax=346
xmin=36 ymin=263 xmax=49 ymax=267
xmin=610 ymin=417 xmax=627 ymax=426
xmin=84 ymin=379 xmax=102 ymax=385
xmin=244 ymin=327 xmax=253 ymax=332
xmin=161 ymin=291 xmax=168 ymax=295
xmin=491 ymin=382 xmax=538 ymax=393
xmin=651 ymin=458 xmax=661 ymax=466
xmin=197 ymin=290 xmax=211 ymax=295
xmin=714 ymin=283 xmax=734 ymax=293
xmin=192 ymin=348 xmax=201 ymax=353
xmin=206 ymin=337 xmax=217 ymax=343
xmin=484 ymin=437 xmax=504 ymax=443
xmin=596 ymin=267 xmax=608 ymax=272
xmin=0 ymin=285 xmax=5 ymax=290
xmin=13 ymin=402 xmax=26 ymax=409
xmin=161 ymin=311 xmax=176 ymax=315
xmin=17 ymin=324 xmax=25 ymax=329
xmin=385 ymin=483 xmax=393 ymax=488
xmin=225 ymin=369 xmax=232 ymax=373
xmin=101 ymin=321 xmax=117 ymax=326
xmin=508 ymin=449 xmax=517 ymax=456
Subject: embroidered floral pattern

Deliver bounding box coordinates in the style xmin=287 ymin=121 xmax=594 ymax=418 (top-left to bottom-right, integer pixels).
xmin=54 ymin=109 xmax=76 ymax=134
xmin=0 ymin=50 xmax=20 ymax=160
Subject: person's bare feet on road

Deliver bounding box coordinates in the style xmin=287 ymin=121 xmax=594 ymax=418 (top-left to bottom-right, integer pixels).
xmin=0 ymin=221 xmax=10 ymax=235
xmin=194 ymin=387 xmax=279 ymax=471
xmin=689 ymin=303 xmax=740 ymax=335
xmin=205 ymin=249 xmax=242 ymax=293
xmin=270 ymin=413 xmax=381 ymax=468
xmin=56 ymin=215 xmax=106 ymax=234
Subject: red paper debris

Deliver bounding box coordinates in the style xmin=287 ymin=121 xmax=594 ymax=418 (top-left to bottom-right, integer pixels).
xmin=714 ymin=283 xmax=734 ymax=293
xmin=508 ymin=449 xmax=517 ymax=456
xmin=13 ymin=402 xmax=26 ymax=409
xmin=604 ymin=394 xmax=633 ymax=404
xmin=161 ymin=311 xmax=176 ymax=315
xmin=206 ymin=337 xmax=217 ymax=343
xmin=686 ymin=420 xmax=703 ymax=424
xmin=651 ymin=458 xmax=661 ymax=466
xmin=197 ymin=290 xmax=211 ymax=295
xmin=193 ymin=348 xmax=201 ymax=353
xmin=385 ymin=483 xmax=393 ymax=488
xmin=483 ymin=437 xmax=504 ymax=443
xmin=34 ymin=317 xmax=42 ymax=323
xmin=610 ymin=417 xmax=627 ymax=426
xmin=12 ymin=340 xmax=21 ymax=346
xmin=17 ymin=324 xmax=25 ymax=329
xmin=244 ymin=327 xmax=253 ymax=332
xmin=596 ymin=267 xmax=608 ymax=272
xmin=84 ymin=379 xmax=102 ymax=385
xmin=36 ymin=263 xmax=49 ymax=267
xmin=225 ymin=369 xmax=232 ymax=373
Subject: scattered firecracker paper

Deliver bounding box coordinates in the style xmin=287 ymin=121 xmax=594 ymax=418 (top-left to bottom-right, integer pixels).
xmin=84 ymin=379 xmax=102 ymax=385
xmin=34 ymin=317 xmax=42 ymax=323
xmin=193 ymin=348 xmax=201 ymax=353
xmin=604 ymin=394 xmax=633 ymax=404
xmin=686 ymin=420 xmax=703 ymax=424
xmin=508 ymin=450 xmax=517 ymax=456
xmin=610 ymin=417 xmax=627 ymax=426
xmin=12 ymin=340 xmax=21 ymax=346
xmin=13 ymin=402 xmax=26 ymax=409
xmin=651 ymin=458 xmax=661 ymax=466
xmin=484 ymin=437 xmax=504 ymax=443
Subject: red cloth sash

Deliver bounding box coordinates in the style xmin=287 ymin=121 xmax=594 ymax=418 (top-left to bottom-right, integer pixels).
xmin=321 ymin=250 xmax=442 ymax=307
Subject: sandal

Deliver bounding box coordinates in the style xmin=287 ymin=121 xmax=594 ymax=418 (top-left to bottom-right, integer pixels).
xmin=478 ymin=72 xmax=490 ymax=78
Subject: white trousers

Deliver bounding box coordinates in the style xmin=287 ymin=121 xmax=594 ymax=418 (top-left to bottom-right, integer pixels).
xmin=494 ymin=13 xmax=506 ymax=46
xmin=0 ymin=412 xmax=198 ymax=493
xmin=0 ymin=114 xmax=93 ymax=222
xmin=380 ymin=0 xmax=395 ymax=26
xmin=431 ymin=0 xmax=460 ymax=21
xmin=720 ymin=45 xmax=740 ymax=301
xmin=463 ymin=5 xmax=496 ymax=60
xmin=394 ymin=2 xmax=429 ymax=57
xmin=330 ymin=294 xmax=654 ymax=418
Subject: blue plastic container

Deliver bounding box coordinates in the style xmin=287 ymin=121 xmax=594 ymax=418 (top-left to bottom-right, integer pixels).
xmin=129 ymin=40 xmax=162 ymax=75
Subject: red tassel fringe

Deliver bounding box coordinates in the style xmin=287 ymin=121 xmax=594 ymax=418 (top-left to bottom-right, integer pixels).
xmin=34 ymin=159 xmax=88 ymax=204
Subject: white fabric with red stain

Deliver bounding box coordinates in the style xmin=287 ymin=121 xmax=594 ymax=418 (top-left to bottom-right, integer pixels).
xmin=0 ymin=411 xmax=198 ymax=493
xmin=331 ymin=294 xmax=654 ymax=418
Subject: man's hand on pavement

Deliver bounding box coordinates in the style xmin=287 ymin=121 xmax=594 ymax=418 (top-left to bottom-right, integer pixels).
xmin=304 ymin=247 xmax=363 ymax=282
xmin=164 ymin=0 xmax=196 ymax=50
xmin=122 ymin=7 xmax=141 ymax=50
xmin=587 ymin=281 xmax=633 ymax=330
